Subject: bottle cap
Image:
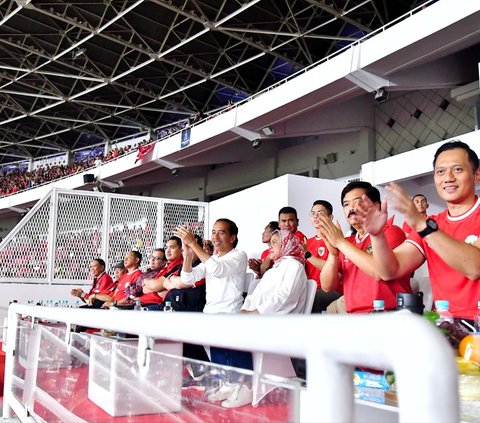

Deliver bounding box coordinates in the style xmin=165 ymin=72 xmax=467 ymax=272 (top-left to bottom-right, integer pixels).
xmin=435 ymin=299 xmax=449 ymax=310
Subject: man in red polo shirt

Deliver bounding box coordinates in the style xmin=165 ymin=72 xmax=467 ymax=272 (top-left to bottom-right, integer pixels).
xmin=363 ymin=141 xmax=480 ymax=320
xmin=101 ymin=250 xmax=142 ymax=308
xmin=139 ymin=236 xmax=184 ymax=309
xmin=71 ymin=258 xmax=114 ymax=308
xmin=320 ymin=181 xmax=411 ymax=313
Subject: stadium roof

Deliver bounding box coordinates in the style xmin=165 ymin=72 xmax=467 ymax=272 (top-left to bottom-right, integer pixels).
xmin=0 ymin=0 xmax=426 ymax=164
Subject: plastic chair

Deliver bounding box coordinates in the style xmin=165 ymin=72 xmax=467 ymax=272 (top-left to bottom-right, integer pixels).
xmin=304 ymin=279 xmax=317 ymax=314
xmin=243 ymin=272 xmax=256 ymax=294
xmin=251 ymin=278 xmax=316 ymax=406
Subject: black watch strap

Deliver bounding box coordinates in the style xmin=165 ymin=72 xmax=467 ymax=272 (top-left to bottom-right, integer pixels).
xmin=417 ymin=218 xmax=438 ymax=238
xmin=304 ymin=251 xmax=312 ymax=259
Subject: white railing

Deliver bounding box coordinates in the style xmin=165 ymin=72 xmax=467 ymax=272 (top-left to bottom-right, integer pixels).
xmin=2 ymin=304 xmax=459 ymax=422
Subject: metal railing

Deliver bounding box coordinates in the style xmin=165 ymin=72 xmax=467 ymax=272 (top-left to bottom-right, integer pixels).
xmin=2 ymin=304 xmax=459 ymax=422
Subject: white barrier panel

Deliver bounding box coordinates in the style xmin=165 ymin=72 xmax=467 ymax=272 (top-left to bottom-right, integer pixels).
xmin=3 ymin=304 xmax=459 ymax=422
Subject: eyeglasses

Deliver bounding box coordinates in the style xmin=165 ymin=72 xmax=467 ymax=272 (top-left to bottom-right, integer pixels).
xmin=310 ymin=211 xmax=326 ymax=217
xmin=150 ymin=256 xmax=165 ymax=261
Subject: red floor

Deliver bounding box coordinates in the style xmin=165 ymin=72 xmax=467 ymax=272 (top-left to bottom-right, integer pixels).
xmin=7 ymin=363 xmax=292 ymax=422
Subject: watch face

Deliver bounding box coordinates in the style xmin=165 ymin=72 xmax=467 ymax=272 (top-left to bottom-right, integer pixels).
xmin=427 ymin=219 xmax=438 ymax=230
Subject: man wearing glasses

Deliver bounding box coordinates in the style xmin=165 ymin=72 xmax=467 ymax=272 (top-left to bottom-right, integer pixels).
xmin=305 ymin=201 xmax=342 ymax=313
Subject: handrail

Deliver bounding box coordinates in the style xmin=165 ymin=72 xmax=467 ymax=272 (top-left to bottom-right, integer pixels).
xmin=3 ymin=304 xmax=459 ymax=422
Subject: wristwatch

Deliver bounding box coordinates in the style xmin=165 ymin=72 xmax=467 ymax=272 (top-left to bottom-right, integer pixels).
xmin=304 ymin=251 xmax=312 ymax=259
xmin=417 ymin=218 xmax=438 ymax=238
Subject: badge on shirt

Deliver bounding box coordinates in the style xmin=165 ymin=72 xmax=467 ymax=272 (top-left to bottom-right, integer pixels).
xmin=465 ymin=235 xmax=479 ymax=245
xmin=318 ymin=247 xmax=325 ymax=257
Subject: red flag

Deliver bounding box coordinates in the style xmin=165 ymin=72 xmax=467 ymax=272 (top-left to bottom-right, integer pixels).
xmin=135 ymin=144 xmax=154 ymax=163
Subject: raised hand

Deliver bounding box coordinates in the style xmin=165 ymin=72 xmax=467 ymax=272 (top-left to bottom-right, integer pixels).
xmin=182 ymin=243 xmax=195 ymax=260
xmin=385 ymin=182 xmax=426 ymax=231
xmin=318 ymin=215 xmax=343 ymax=251
xmin=173 ymin=225 xmax=196 ymax=246
xmin=357 ymin=194 xmax=388 ymax=236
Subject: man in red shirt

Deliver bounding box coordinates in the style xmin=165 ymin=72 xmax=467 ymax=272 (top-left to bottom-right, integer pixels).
xmin=278 ymin=206 xmax=307 ymax=244
xmin=305 ymin=200 xmax=342 ymax=312
xmin=362 ymin=141 xmax=480 ymax=320
xmin=258 ymin=207 xmax=308 ymax=274
xmin=71 ymin=258 xmax=114 ymax=308
xmin=320 ymin=181 xmax=411 ymax=313
xmin=139 ymin=236 xmax=184 ymax=308
xmin=101 ymin=250 xmax=142 ymax=308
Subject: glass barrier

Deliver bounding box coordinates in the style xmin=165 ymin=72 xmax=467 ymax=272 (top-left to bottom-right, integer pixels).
xmin=10 ymin=321 xmax=300 ymax=422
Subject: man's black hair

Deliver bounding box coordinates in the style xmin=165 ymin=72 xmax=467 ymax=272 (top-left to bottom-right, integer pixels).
xmin=340 ymin=181 xmax=381 ymax=205
xmin=131 ymin=250 xmax=142 ymax=265
xmin=433 ymin=140 xmax=479 ymax=172
xmin=312 ymin=200 xmax=333 ymax=215
xmin=278 ymin=206 xmax=298 ymax=219
xmin=216 ymin=218 xmax=239 ymax=248
xmin=412 ymin=194 xmax=427 ymax=202
xmin=267 ymin=221 xmax=279 ymax=231
xmin=93 ymin=258 xmax=106 ymax=268
xmin=168 ymin=235 xmax=182 ymax=248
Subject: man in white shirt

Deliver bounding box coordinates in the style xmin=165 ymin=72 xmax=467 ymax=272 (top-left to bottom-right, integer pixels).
xmin=175 ymin=219 xmax=247 ymax=314
xmin=174 ymin=218 xmax=251 ymax=408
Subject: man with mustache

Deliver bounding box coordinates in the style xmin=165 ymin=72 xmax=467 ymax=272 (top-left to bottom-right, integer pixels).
xmin=319 ymin=181 xmax=411 ymax=313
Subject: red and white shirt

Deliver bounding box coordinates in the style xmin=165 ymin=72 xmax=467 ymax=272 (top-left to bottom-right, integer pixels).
xmin=407 ymin=197 xmax=480 ymax=319
xmin=340 ymin=225 xmax=411 ymax=313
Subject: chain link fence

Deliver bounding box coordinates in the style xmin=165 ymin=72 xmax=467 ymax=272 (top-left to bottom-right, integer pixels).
xmin=0 ymin=189 xmax=208 ymax=284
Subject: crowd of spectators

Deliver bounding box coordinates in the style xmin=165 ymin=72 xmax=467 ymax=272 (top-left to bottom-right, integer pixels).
xmin=0 ymin=100 xmax=240 ymax=199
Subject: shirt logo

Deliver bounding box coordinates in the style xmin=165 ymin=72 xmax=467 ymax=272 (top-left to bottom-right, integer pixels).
xmin=318 ymin=247 xmax=325 ymax=257
xmin=465 ymin=235 xmax=479 ymax=245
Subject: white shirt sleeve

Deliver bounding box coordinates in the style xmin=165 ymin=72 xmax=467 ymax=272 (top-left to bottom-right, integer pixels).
xmin=180 ymin=262 xmax=206 ymax=287
xmin=204 ymin=250 xmax=247 ymax=278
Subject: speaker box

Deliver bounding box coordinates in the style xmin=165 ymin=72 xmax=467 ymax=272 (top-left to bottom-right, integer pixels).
xmin=83 ymin=174 xmax=95 ymax=184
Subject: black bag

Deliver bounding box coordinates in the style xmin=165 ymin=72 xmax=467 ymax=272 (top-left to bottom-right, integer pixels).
xmin=160 ymin=283 xmax=206 ymax=312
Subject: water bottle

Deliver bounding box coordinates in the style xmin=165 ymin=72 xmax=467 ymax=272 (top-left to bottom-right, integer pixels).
xmin=163 ymin=301 xmax=174 ymax=312
xmin=435 ymin=300 xmax=454 ymax=328
xmin=474 ymin=301 xmax=480 ymax=332
xmin=372 ymin=299 xmax=385 ymax=313
xmin=134 ymin=299 xmax=142 ymax=311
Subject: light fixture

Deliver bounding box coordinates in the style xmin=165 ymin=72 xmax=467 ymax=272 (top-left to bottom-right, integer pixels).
xmin=8 ymin=206 xmax=28 ymax=214
xmin=97 ymin=179 xmax=124 ymax=189
xmin=252 ymin=139 xmax=263 ymax=150
xmin=374 ymin=87 xmax=389 ymax=103
xmin=261 ymin=127 xmax=274 ymax=136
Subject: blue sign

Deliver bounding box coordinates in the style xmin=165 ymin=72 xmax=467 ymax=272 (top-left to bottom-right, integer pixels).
xmin=181 ymin=128 xmax=191 ymax=148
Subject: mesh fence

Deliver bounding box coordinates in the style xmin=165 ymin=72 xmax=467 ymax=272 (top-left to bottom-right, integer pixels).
xmin=0 ymin=189 xmax=208 ymax=284
xmin=54 ymin=192 xmax=105 ymax=281
xmin=107 ymin=196 xmax=160 ymax=275
xmin=162 ymin=201 xmax=207 ymax=245
xmin=0 ymin=196 xmax=51 ymax=281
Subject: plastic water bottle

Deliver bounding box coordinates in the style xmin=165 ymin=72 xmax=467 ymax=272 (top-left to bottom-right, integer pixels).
xmin=435 ymin=300 xmax=454 ymax=327
xmin=134 ymin=299 xmax=142 ymax=311
xmin=163 ymin=301 xmax=174 ymax=312
xmin=474 ymin=301 xmax=480 ymax=332
xmin=372 ymin=299 xmax=385 ymax=313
